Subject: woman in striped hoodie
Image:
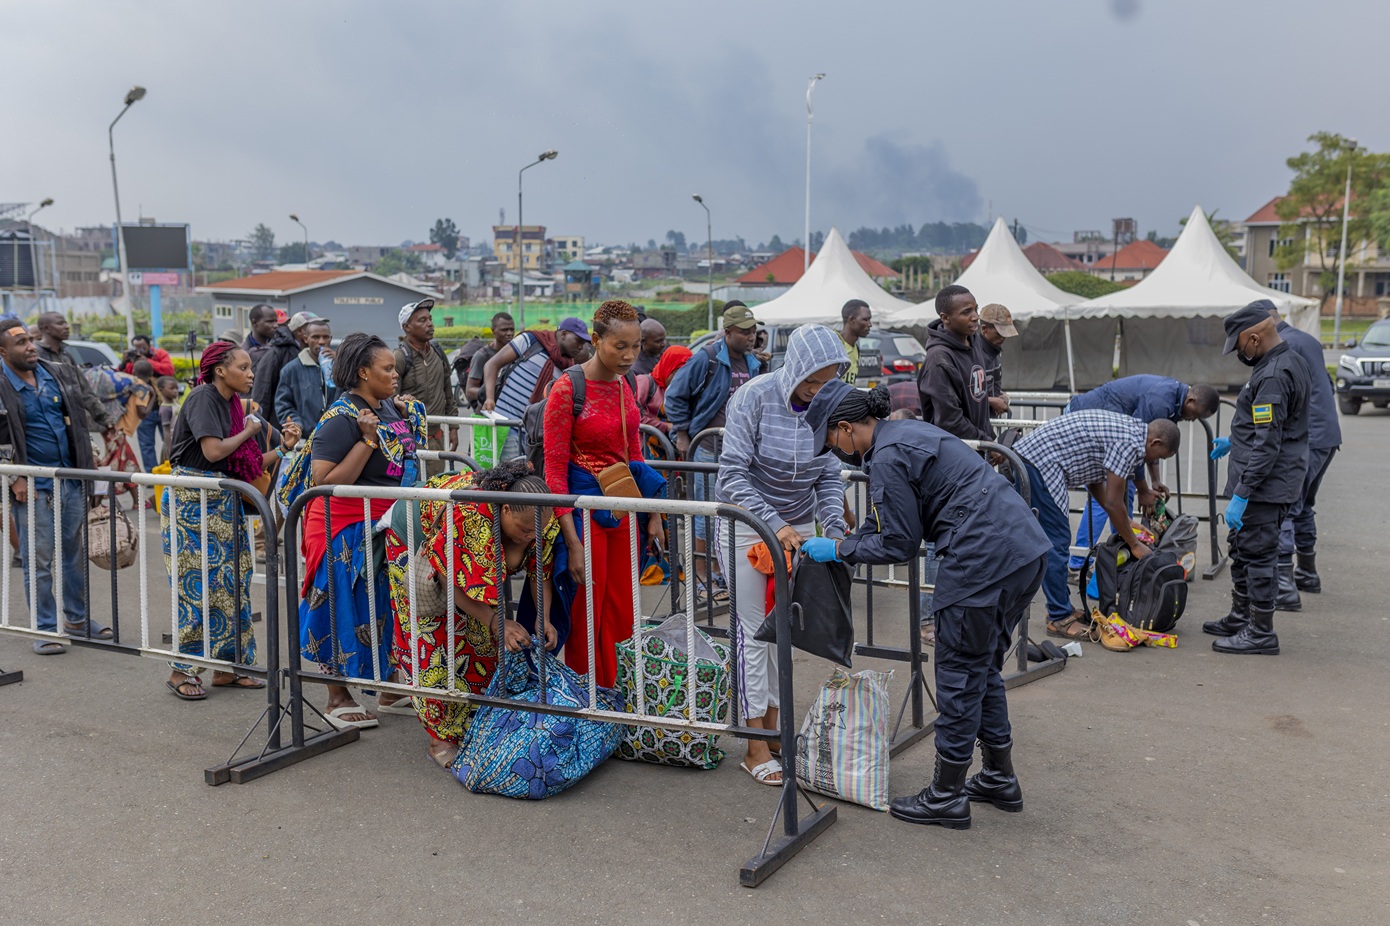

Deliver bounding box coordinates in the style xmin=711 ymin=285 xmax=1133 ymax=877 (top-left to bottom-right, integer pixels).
xmin=715 ymin=324 xmax=849 ymax=785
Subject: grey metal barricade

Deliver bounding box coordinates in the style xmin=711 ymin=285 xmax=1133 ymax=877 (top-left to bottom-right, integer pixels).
xmin=0 ymin=463 xmax=298 ymax=785
xmin=280 ymin=482 xmax=834 ymax=887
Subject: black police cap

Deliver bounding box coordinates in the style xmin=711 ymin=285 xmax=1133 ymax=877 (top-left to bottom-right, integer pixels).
xmin=1223 ymin=300 xmax=1277 ymax=355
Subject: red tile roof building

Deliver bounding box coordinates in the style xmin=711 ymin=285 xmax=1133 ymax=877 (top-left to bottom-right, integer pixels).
xmin=736 ymin=246 xmax=900 ymax=286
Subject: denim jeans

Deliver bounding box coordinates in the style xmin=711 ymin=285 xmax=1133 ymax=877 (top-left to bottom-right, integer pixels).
xmin=1022 ymin=461 xmax=1075 ymax=622
xmin=138 ymin=410 xmax=161 ymax=471
xmin=690 ymin=443 xmax=719 ymax=543
xmin=15 ymin=480 xmax=89 ymax=632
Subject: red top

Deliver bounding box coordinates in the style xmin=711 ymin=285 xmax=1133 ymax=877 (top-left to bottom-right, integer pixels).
xmin=124 ymin=348 xmax=176 ymax=378
xmin=544 ymin=372 xmax=642 ymax=515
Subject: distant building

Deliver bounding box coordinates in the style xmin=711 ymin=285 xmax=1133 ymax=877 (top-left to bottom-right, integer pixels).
xmin=960 ymin=241 xmax=1084 ymax=274
xmin=347 ymin=245 xmax=394 ymax=270
xmin=551 ymin=235 xmax=585 ymax=263
xmin=406 ymin=243 xmax=454 ymax=270
xmin=562 ymin=260 xmax=600 ymax=301
xmin=1087 ymin=239 xmax=1168 ymax=282
xmin=492 ymin=225 xmax=550 ymax=272
xmin=734 ymin=246 xmax=899 ymax=287
xmin=198 ymin=270 xmax=438 ymax=345
xmin=1242 ymin=196 xmax=1390 ymax=312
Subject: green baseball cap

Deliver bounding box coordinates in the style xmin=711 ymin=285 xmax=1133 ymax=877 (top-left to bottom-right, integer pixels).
xmin=721 ymin=303 xmax=761 ymax=330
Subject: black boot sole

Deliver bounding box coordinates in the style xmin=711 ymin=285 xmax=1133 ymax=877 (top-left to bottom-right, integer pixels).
xmin=888 ymin=808 xmax=972 ymax=828
xmin=1295 ymin=583 xmax=1321 ymax=593
xmin=1211 ymin=642 xmax=1280 ymax=655
xmin=1274 ymin=601 xmax=1302 ymax=612
xmin=966 ymin=794 xmax=1023 ymax=812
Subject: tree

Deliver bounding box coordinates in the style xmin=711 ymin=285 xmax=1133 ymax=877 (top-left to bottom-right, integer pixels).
xmin=277 ymin=242 xmax=307 ymax=264
xmin=808 ymin=230 xmax=825 ymax=253
xmin=767 ymin=234 xmax=785 ymax=252
xmin=1275 ymin=132 xmax=1390 ymax=306
xmin=1178 ymin=208 xmax=1241 ymax=261
xmin=646 ymin=238 xmax=657 ymax=250
xmin=249 ymin=223 xmax=276 ymax=261
xmin=665 ymin=229 xmax=687 ymax=251
xmin=430 ymin=218 xmax=461 ymax=259
xmin=373 ymin=248 xmax=423 ymax=277
xmin=1045 ymin=271 xmax=1127 ymax=299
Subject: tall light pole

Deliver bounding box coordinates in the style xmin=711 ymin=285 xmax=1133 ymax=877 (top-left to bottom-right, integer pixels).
xmin=804 ymin=73 xmax=825 ymax=273
xmin=1332 ymin=138 xmax=1358 ymax=348
xmin=517 ymin=149 xmax=558 ymax=329
xmin=25 ymin=198 xmax=53 ymax=314
xmin=289 ymin=213 xmax=309 ymax=266
xmin=693 ymin=195 xmax=713 ymax=331
xmin=109 ymin=85 xmax=146 ymax=341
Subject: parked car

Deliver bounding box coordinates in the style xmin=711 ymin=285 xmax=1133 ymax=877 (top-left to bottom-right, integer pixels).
xmin=860 ymin=328 xmax=926 ymax=378
xmin=688 ymin=324 xmax=892 ymax=387
xmin=65 ymin=339 xmax=122 ymax=369
xmin=1335 ymin=320 xmax=1390 ymax=414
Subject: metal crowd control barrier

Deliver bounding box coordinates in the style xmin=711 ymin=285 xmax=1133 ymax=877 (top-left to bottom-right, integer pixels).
xmin=428 ymin=415 xmax=676 ymax=466
xmin=0 ymin=464 xmax=298 ymax=785
xmin=280 ymin=483 xmax=835 ymax=887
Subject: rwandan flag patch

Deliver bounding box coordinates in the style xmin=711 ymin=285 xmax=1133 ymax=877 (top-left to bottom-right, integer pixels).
xmin=1252 ymin=403 xmax=1273 ymax=424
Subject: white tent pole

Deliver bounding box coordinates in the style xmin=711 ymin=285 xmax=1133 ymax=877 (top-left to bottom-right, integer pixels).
xmin=1064 ymin=309 xmax=1077 ymax=394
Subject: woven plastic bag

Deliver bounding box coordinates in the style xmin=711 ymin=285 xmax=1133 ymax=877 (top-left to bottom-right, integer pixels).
xmin=795 ymin=667 xmax=893 ymax=811
xmin=615 ymin=614 xmax=731 ymax=769
xmin=454 ymin=642 xmax=624 ymax=800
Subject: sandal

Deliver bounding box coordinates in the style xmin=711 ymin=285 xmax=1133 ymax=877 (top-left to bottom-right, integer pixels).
xmin=63 ymin=621 xmax=114 ymax=641
xmin=920 ymin=619 xmax=936 ymax=645
xmin=1046 ymin=612 xmax=1092 ymax=641
xmin=427 ymin=740 xmax=460 ymax=769
xmin=167 ymin=674 xmax=208 ymax=701
xmin=741 ymin=758 xmax=783 ymax=786
xmin=32 ymin=640 xmax=67 ymax=656
xmin=325 ymin=704 xmax=379 ymax=730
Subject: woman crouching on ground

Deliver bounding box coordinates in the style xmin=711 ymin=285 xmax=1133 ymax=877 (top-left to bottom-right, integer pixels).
xmin=386 ymin=460 xmax=571 ymax=769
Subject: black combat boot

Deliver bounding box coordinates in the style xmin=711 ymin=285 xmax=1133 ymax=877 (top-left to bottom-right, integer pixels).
xmin=1212 ymin=607 xmax=1280 ymax=655
xmin=964 ymin=740 xmax=1023 ymax=812
xmin=1275 ymin=560 xmax=1302 ymax=612
xmin=889 ymin=754 xmax=972 ymax=829
xmin=1295 ymin=551 xmax=1321 ymax=593
xmin=1203 ymin=590 xmax=1249 ymax=636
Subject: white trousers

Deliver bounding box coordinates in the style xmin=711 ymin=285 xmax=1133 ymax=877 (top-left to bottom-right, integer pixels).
xmin=718 ymin=518 xmax=814 ymax=722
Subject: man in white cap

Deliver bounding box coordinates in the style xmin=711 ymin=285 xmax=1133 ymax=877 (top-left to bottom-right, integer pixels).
xmin=395 ymin=299 xmax=457 ymax=469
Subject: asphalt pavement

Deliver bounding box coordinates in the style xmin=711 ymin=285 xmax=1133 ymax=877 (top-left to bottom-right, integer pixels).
xmin=2 ymin=410 xmax=1389 ymax=925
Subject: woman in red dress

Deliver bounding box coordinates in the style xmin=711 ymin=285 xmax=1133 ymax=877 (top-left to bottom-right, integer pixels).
xmin=544 ymin=300 xmax=664 ymax=688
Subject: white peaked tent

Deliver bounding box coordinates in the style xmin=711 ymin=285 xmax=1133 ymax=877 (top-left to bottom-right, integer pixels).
xmin=1061 ymin=205 xmax=1321 ymax=388
xmin=751 ymin=226 xmax=918 ymax=326
xmin=882 ymin=217 xmax=1097 ymax=391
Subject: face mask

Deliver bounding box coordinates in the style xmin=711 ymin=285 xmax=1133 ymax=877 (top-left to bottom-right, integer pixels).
xmin=831 ymin=446 xmax=863 ymax=467
xmin=1236 ymin=348 xmax=1258 ymax=367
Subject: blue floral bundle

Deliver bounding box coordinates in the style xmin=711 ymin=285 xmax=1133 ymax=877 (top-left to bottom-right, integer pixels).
xmin=454 ymin=642 xmax=623 ymax=800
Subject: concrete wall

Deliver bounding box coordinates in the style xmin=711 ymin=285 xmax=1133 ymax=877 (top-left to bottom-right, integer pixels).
xmin=212 ymin=277 xmax=430 ymax=346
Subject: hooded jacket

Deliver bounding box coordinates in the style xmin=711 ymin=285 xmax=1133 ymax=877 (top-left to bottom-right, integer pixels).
xmin=715 ymin=325 xmax=848 ymax=536
xmin=918 ymin=319 xmax=994 ymax=442
xmin=251 ymin=325 xmax=300 ymax=414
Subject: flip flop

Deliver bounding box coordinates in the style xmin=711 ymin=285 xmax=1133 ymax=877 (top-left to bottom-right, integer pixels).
xmin=32 ymin=640 xmax=67 ymax=656
xmin=167 ymin=676 xmax=207 ymax=700
xmin=428 ymin=742 xmax=460 ymax=769
xmin=741 ymin=758 xmax=783 ymax=786
xmin=325 ymin=705 xmax=379 ymax=730
xmin=211 ymin=674 xmax=266 ymax=689
xmin=63 ymin=622 xmax=114 ymax=641
xmin=376 ymin=697 xmax=418 ymax=716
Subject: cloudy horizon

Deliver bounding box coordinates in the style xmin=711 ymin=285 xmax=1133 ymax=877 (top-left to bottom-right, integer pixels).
xmin=3 ymin=0 xmax=1382 ymax=251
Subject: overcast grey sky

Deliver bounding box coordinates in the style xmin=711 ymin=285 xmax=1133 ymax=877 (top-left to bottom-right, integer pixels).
xmin=4 ymin=0 xmax=1383 ymax=250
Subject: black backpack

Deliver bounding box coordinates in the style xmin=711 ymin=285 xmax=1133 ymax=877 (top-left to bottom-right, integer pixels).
xmin=521 ymin=367 xmax=637 ymax=479
xmin=395 ymin=340 xmax=450 ymax=384
xmin=1084 ymin=533 xmax=1188 ymax=634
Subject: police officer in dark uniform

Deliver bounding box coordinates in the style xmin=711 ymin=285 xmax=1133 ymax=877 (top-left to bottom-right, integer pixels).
xmin=1205 ymin=301 xmax=1311 ymax=655
xmin=801 ymin=382 xmax=1050 ymax=829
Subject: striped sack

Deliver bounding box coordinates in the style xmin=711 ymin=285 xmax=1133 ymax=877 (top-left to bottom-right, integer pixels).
xmin=795 ymin=667 xmax=893 ymax=811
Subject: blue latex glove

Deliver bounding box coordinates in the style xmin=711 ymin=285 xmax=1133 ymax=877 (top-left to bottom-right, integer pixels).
xmin=801 ymin=537 xmax=840 ymax=563
xmin=1210 ymin=437 xmax=1231 ymax=460
xmin=1224 ymin=495 xmax=1248 ymax=531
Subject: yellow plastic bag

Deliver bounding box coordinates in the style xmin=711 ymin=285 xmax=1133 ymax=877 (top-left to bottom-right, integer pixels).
xmin=152 ymin=461 xmax=172 ymax=514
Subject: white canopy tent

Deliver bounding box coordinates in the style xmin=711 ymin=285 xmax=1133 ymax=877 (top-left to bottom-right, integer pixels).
xmin=750 ymin=226 xmax=918 ymax=326
xmin=882 ymin=217 xmax=1094 ymax=391
xmin=1059 ymin=206 xmax=1321 ymax=388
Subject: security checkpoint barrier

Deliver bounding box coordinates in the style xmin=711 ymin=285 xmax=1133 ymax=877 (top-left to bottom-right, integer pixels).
xmin=427 ymin=415 xmax=676 ymax=466
xmin=280 ymin=482 xmax=835 ymax=887
xmin=0 ymin=463 xmax=302 ymax=786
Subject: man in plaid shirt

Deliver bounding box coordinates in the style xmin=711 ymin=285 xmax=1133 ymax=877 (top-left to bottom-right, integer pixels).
xmin=1014 ymin=409 xmax=1182 ymax=639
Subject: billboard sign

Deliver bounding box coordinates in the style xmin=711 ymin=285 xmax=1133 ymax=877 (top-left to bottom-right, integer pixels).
xmin=121 ymin=223 xmax=191 ymax=271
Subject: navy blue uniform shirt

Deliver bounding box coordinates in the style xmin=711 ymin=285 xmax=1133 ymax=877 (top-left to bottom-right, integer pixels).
xmin=1276 ymin=320 xmax=1340 ymax=450
xmin=1228 ymin=341 xmax=1311 ymax=503
xmin=1068 ymin=373 xmax=1189 ymax=424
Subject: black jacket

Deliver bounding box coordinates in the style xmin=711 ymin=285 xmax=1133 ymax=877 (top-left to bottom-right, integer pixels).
xmin=837 ymin=420 xmax=1050 ymax=611
xmin=251 ymin=326 xmax=299 ymax=415
xmin=1228 ymin=340 xmax=1311 ymax=504
xmin=0 ymin=359 xmax=96 ymax=471
xmin=918 ymin=320 xmax=994 ymax=442
xmin=35 ymin=340 xmax=115 ymax=430
xmin=980 ymin=337 xmax=1004 ymax=398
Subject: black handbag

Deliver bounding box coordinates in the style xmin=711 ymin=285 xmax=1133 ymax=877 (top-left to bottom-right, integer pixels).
xmin=753 ymin=556 xmax=854 ymax=667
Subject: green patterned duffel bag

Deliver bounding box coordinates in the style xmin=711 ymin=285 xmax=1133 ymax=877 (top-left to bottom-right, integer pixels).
xmin=615 ymin=615 xmax=731 ymax=769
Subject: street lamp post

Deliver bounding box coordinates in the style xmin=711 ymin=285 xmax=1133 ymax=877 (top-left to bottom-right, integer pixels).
xmin=289 ymin=214 xmax=309 ymax=266
xmin=693 ymin=195 xmax=713 ymax=331
xmin=109 ymin=85 xmax=146 ymax=341
xmin=517 ymin=150 xmax=558 ymax=329
xmin=25 ymin=198 xmax=53 ymax=314
xmin=804 ymin=73 xmax=825 ymax=273
xmin=1332 ymin=138 xmax=1358 ymax=349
